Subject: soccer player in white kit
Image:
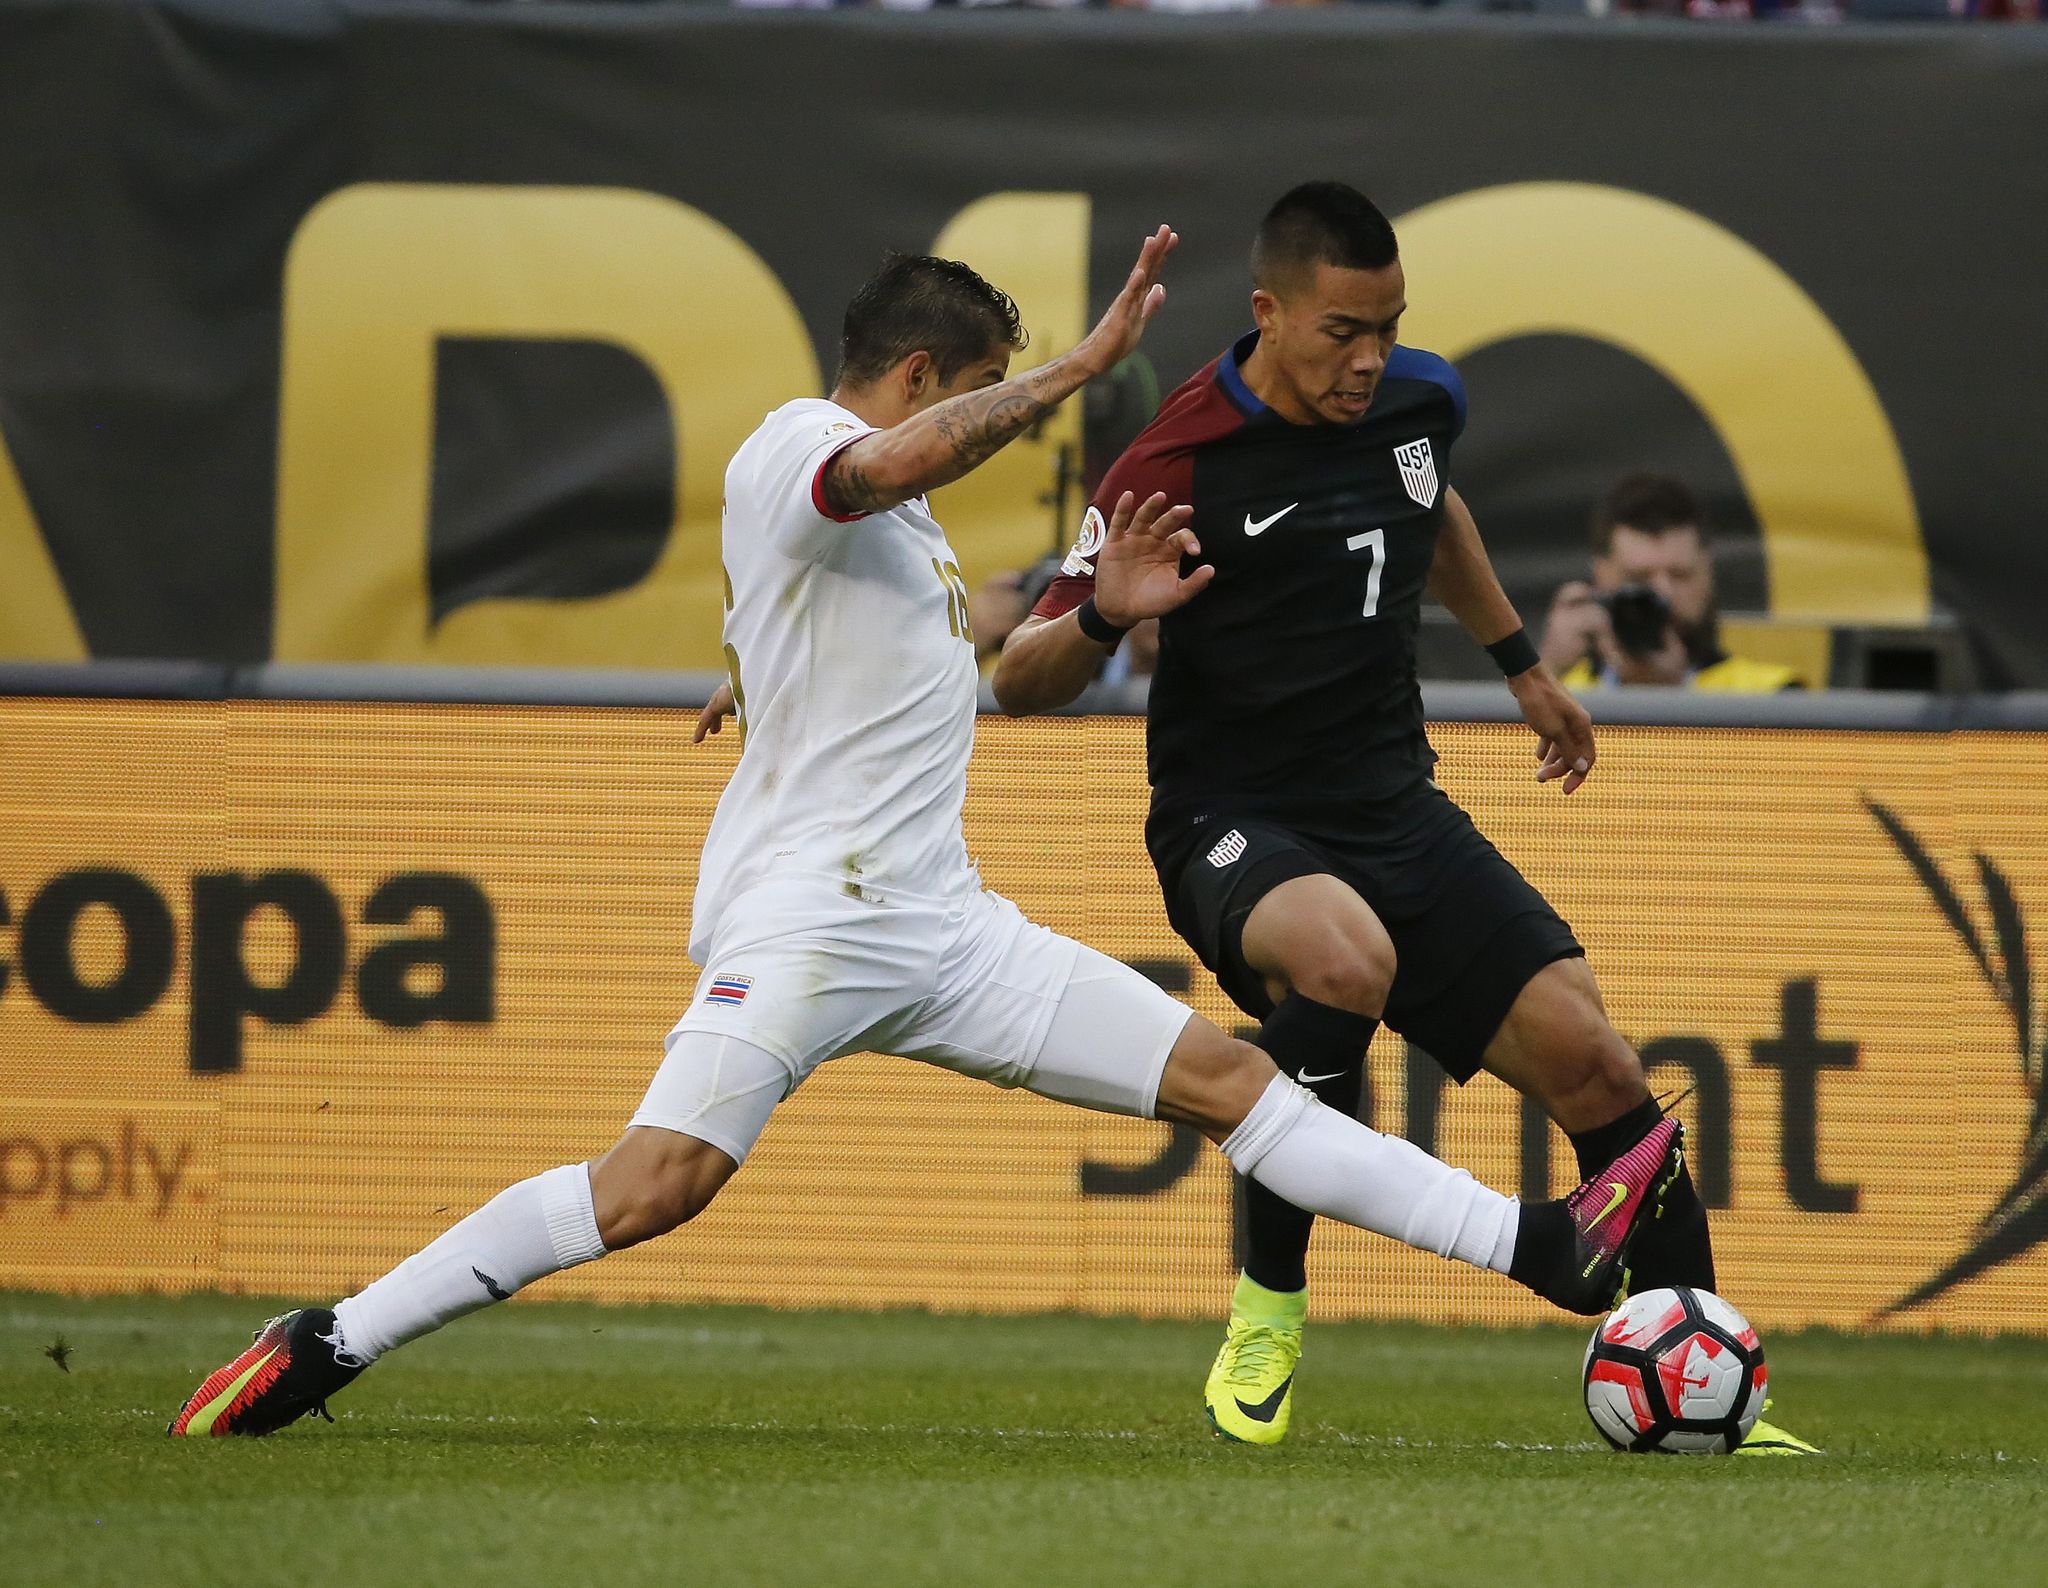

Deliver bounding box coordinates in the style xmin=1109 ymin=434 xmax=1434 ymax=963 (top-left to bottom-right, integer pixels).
xmin=171 ymin=229 xmax=1682 ymax=1439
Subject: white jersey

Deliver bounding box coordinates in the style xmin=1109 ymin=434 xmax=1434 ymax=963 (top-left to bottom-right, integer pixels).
xmin=691 ymin=398 xmax=981 ymax=958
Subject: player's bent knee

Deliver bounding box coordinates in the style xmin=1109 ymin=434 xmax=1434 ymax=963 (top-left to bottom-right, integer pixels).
xmin=589 ymin=1126 xmax=738 ymax=1250
xmin=1496 ymin=958 xmax=1648 ymax=1129
xmin=1154 ymin=1020 xmax=1280 ymax=1142
xmin=1286 ymin=941 xmax=1396 ymax=1017
xmin=1243 ymin=876 xmax=1396 ymax=1017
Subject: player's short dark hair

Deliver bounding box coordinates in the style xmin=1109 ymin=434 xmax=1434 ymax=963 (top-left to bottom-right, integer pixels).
xmin=1592 ymin=473 xmax=1706 ymax=554
xmin=836 ymin=253 xmax=1026 ymax=389
xmin=1251 ymin=182 xmax=1400 ymax=296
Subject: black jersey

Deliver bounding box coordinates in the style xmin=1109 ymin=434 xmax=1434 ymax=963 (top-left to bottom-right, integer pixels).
xmin=1036 ymin=332 xmax=1466 ymax=813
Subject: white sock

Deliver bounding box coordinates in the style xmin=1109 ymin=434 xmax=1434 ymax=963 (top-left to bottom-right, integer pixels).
xmin=332 ymin=1162 xmax=606 ymax=1362
xmin=1223 ymin=1075 xmax=1519 ymax=1273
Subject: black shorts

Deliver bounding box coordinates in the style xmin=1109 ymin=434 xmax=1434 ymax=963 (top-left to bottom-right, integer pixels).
xmin=1146 ymin=780 xmax=1583 ymax=1083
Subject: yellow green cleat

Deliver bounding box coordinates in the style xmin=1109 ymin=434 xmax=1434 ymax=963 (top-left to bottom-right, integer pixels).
xmin=1203 ymin=1273 xmax=1306 ymax=1445
xmin=1736 ymin=1400 xmax=1823 ymax=1456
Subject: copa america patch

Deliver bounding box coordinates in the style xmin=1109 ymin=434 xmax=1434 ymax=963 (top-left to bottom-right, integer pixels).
xmin=1061 ymin=505 xmax=1108 ymax=577
xmin=704 ymin=974 xmax=754 ymax=1007
xmin=1206 ymin=829 xmax=1248 ymax=869
xmin=1394 ymin=438 xmax=1439 ymax=508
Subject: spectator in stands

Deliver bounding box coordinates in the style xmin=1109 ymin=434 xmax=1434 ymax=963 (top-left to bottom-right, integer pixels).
xmin=1538 ymin=473 xmax=1801 ymax=691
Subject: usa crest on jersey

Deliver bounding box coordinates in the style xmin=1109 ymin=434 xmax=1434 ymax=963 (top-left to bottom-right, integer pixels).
xmin=1394 ymin=438 xmax=1439 ymax=509
xmin=1206 ymin=829 xmax=1248 ymax=868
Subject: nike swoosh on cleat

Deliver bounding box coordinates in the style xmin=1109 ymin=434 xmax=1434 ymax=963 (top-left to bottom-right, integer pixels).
xmin=473 ymin=1266 xmax=511 ymax=1301
xmin=1233 ymin=1373 xmax=1294 ymax=1423
xmin=1243 ymin=503 xmax=1298 ymax=537
xmin=181 ymin=1345 xmax=281 ymax=1437
xmin=1584 ymin=1181 xmax=1629 ymax=1232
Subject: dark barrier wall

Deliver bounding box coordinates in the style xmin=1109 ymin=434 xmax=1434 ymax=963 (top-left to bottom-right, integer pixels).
xmin=1 ymin=5 xmax=2044 ymax=679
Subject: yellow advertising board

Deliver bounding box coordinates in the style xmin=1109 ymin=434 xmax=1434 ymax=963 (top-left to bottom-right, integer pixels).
xmin=2 ymin=699 xmax=2043 ymax=1334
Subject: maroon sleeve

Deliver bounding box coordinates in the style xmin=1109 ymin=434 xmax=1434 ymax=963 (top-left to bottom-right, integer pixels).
xmin=1029 ymin=355 xmax=1237 ymax=622
xmin=1030 ymin=437 xmax=1197 ymax=620
xmin=1033 ymin=568 xmax=1095 ymax=621
xmin=808 ymin=434 xmax=871 ymax=524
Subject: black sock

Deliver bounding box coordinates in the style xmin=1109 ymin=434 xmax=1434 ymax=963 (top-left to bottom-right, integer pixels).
xmin=1506 ymin=1199 xmax=1574 ymax=1299
xmin=1567 ymin=1096 xmax=1717 ymax=1292
xmin=1240 ymin=993 xmax=1377 ymax=1293
xmin=1566 ymin=1095 xmax=1662 ymax=1179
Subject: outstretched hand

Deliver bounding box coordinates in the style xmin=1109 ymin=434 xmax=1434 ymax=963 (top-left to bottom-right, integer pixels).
xmin=1093 ymin=490 xmax=1214 ymax=629
xmin=1071 ymin=226 xmax=1178 ymax=379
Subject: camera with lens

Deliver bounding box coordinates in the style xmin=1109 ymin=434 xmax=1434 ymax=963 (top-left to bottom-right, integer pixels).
xmin=1598 ymin=583 xmax=1674 ymax=659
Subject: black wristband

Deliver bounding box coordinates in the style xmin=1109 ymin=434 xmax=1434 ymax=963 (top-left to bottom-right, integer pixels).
xmin=1486 ymin=627 xmax=1541 ymax=677
xmin=1074 ymin=596 xmax=1130 ymax=647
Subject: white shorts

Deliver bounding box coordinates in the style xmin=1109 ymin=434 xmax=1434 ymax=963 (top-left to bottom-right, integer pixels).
xmin=629 ymin=877 xmax=1194 ymax=1165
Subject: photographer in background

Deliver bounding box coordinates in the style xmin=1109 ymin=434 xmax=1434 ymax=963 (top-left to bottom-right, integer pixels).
xmin=1539 ymin=474 xmax=1800 ymax=692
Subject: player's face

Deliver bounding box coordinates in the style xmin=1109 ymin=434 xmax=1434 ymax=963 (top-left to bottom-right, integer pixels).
xmin=1254 ymin=260 xmax=1406 ymax=425
xmin=909 ymin=346 xmax=1013 ymax=413
xmin=1594 ymin=524 xmax=1716 ymax=633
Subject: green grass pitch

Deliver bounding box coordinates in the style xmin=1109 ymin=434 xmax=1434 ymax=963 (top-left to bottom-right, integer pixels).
xmin=5 ymin=1292 xmax=2045 ymax=1588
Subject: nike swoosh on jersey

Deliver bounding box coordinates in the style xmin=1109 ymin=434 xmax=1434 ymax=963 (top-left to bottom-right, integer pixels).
xmin=1234 ymin=1372 xmax=1295 ymax=1422
xmin=1243 ymin=503 xmax=1299 ymax=537
xmin=1298 ymin=1067 xmax=1348 ymax=1085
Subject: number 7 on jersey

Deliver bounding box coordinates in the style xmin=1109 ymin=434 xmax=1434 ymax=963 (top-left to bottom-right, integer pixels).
xmin=1347 ymin=529 xmax=1386 ymax=618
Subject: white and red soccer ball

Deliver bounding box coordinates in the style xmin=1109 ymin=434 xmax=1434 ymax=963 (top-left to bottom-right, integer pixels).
xmin=1583 ymin=1286 xmax=1767 ymax=1454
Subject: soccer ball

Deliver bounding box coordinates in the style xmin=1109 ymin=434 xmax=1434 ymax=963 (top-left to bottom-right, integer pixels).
xmin=1582 ymin=1286 xmax=1766 ymax=1454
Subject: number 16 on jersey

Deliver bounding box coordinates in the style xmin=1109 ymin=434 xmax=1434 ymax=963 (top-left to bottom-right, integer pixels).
xmin=932 ymin=558 xmax=974 ymax=643
xmin=1347 ymin=529 xmax=1386 ymax=618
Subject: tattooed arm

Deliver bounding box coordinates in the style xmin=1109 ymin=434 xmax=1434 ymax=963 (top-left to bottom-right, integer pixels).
xmin=820 ymin=225 xmax=1177 ymax=518
xmin=820 ymin=362 xmax=1083 ymax=517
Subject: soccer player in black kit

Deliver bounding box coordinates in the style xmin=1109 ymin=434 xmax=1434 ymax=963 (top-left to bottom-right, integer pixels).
xmin=995 ymin=183 xmax=1816 ymax=1454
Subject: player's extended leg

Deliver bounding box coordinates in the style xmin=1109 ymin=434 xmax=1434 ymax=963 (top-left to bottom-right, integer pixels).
xmin=1207 ymin=874 xmax=1390 ymax=1442
xmin=965 ymin=919 xmax=1683 ymax=1323
xmin=169 ymin=1032 xmax=779 ymax=1437
xmin=1147 ymin=1014 xmax=1679 ymax=1322
xmin=898 ymin=899 xmax=1678 ymax=1331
